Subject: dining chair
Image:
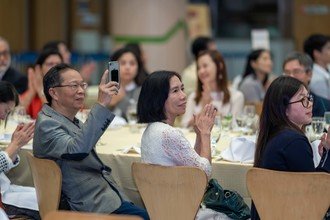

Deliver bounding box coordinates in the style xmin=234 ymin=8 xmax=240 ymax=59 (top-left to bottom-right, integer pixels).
xmin=26 ymin=152 xmax=62 ymax=219
xmin=246 ymin=167 xmax=330 ymax=220
xmin=131 ymin=162 xmax=208 ymax=220
xmin=44 ymin=210 xmax=142 ymax=220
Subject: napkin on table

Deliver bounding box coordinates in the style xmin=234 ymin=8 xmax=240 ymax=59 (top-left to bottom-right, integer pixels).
xmin=220 ymin=136 xmax=256 ymax=163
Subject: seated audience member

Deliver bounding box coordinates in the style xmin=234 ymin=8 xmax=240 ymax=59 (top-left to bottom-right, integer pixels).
xmin=182 ymin=36 xmax=217 ymax=96
xmin=32 ymin=63 xmax=149 ymax=219
xmin=138 ymin=70 xmax=216 ymax=177
xmin=43 ymin=40 xmax=96 ymax=83
xmin=109 ymin=48 xmax=147 ymax=121
xmin=20 ymin=49 xmax=63 ymax=119
xmin=239 ymin=49 xmax=274 ymax=103
xmin=303 ymin=34 xmax=330 ymax=100
xmin=283 ymin=51 xmax=330 ymax=117
xmin=0 ymin=81 xmax=38 ymax=219
xmin=124 ymin=43 xmax=149 ymax=76
xmin=181 ymin=50 xmax=244 ymax=127
xmin=137 ymin=71 xmax=235 ymax=220
xmin=251 ymin=76 xmax=330 ymax=220
xmin=0 ymin=37 xmax=27 ymax=94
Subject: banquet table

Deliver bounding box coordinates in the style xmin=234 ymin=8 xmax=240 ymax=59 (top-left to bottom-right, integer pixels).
xmin=1 ymin=123 xmax=252 ymax=208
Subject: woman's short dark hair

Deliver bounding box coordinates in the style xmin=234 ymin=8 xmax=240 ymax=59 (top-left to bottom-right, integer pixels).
xmin=111 ymin=47 xmax=147 ymax=86
xmin=254 ymin=76 xmax=306 ymax=167
xmin=43 ymin=63 xmax=75 ymax=104
xmin=35 ymin=49 xmax=63 ymax=66
xmin=137 ymin=70 xmax=181 ymax=123
xmin=0 ymin=81 xmax=19 ymax=106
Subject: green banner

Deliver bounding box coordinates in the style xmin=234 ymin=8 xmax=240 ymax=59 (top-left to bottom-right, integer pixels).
xmin=113 ymin=20 xmax=187 ymax=44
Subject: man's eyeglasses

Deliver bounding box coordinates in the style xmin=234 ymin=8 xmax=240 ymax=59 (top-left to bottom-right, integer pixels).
xmin=288 ymin=94 xmax=313 ymax=108
xmin=283 ymin=68 xmax=307 ymax=76
xmin=0 ymin=50 xmax=9 ymax=57
xmin=53 ymin=82 xmax=88 ymax=91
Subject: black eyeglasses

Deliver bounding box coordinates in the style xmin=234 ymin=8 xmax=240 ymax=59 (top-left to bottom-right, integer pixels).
xmin=288 ymin=94 xmax=313 ymax=108
xmin=53 ymin=82 xmax=88 ymax=91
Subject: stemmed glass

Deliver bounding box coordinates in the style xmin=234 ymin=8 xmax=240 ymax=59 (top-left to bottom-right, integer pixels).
xmin=126 ymin=99 xmax=138 ymax=132
xmin=324 ymin=111 xmax=330 ymax=131
xmin=211 ymin=115 xmax=222 ymax=156
xmin=243 ymin=105 xmax=256 ymax=134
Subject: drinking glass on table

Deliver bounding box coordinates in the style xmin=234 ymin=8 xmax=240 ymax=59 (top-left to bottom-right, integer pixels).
xmin=126 ymin=99 xmax=138 ymax=133
xmin=221 ymin=114 xmax=233 ymax=131
xmin=324 ymin=111 xmax=330 ymax=131
xmin=211 ymin=115 xmax=222 ymax=156
xmin=243 ymin=105 xmax=256 ymax=134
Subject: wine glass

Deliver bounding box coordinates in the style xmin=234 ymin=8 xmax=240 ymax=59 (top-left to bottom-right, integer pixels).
xmin=126 ymin=99 xmax=138 ymax=132
xmin=221 ymin=114 xmax=233 ymax=132
xmin=243 ymin=105 xmax=256 ymax=134
xmin=324 ymin=111 xmax=330 ymax=131
xmin=211 ymin=115 xmax=222 ymax=156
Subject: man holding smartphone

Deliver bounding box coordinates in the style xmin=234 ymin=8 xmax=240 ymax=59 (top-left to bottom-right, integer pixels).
xmin=33 ymin=63 xmax=149 ymax=219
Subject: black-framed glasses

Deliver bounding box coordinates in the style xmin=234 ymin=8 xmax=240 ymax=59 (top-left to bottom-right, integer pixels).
xmin=288 ymin=94 xmax=313 ymax=108
xmin=53 ymin=82 xmax=88 ymax=91
xmin=283 ymin=68 xmax=307 ymax=76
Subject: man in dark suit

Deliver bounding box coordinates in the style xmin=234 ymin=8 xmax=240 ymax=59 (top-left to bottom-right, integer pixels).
xmin=33 ymin=63 xmax=149 ymax=219
xmin=0 ymin=36 xmax=27 ymax=94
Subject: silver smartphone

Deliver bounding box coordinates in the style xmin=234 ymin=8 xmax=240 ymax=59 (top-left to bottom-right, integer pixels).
xmin=108 ymin=61 xmax=120 ymax=84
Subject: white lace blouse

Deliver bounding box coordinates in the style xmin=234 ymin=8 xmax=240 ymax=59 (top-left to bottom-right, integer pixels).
xmin=0 ymin=151 xmax=19 ymax=173
xmin=141 ymin=122 xmax=212 ymax=178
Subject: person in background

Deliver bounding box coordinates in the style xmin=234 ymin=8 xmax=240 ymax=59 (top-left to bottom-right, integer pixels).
xmin=33 ymin=63 xmax=149 ymax=219
xmin=0 ymin=81 xmax=38 ymax=219
xmin=251 ymin=76 xmax=330 ymax=220
xmin=109 ymin=47 xmax=147 ymax=121
xmin=43 ymin=40 xmax=96 ymax=83
xmin=20 ymin=49 xmax=63 ymax=119
xmin=0 ymin=37 xmax=27 ymax=94
xmin=181 ymin=50 xmax=244 ymax=128
xmin=182 ymin=36 xmax=217 ymax=96
xmin=304 ymin=34 xmax=330 ymax=100
xmin=125 ymin=43 xmax=149 ymax=76
xmin=283 ymin=51 xmax=330 ymax=117
xmin=239 ymin=49 xmax=274 ymax=103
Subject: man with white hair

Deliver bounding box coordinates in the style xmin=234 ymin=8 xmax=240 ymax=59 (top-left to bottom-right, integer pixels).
xmin=0 ymin=36 xmax=27 ymax=94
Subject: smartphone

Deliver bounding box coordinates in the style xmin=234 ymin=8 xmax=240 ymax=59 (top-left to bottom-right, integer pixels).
xmin=108 ymin=61 xmax=120 ymax=84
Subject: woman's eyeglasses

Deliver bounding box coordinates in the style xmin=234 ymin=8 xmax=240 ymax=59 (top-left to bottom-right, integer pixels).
xmin=288 ymin=94 xmax=313 ymax=108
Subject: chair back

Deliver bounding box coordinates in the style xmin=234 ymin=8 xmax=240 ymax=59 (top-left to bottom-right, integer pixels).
xmin=27 ymin=152 xmax=62 ymax=219
xmin=132 ymin=162 xmax=208 ymax=220
xmin=44 ymin=210 xmax=142 ymax=220
xmin=246 ymin=167 xmax=330 ymax=220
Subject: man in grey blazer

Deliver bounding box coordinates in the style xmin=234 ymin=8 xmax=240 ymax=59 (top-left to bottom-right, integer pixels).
xmin=33 ymin=63 xmax=149 ymax=219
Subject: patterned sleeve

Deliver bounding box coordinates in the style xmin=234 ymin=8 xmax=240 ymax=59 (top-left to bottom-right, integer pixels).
xmin=0 ymin=151 xmax=20 ymax=173
xmin=161 ymin=128 xmax=212 ymax=178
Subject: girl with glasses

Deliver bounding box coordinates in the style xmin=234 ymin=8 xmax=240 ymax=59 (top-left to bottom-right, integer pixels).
xmin=251 ymin=76 xmax=330 ymax=220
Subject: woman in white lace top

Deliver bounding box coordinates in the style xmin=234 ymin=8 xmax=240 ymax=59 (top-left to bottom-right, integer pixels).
xmin=137 ymin=71 xmax=217 ymax=178
xmin=0 ymin=82 xmax=38 ymax=219
xmin=0 ymin=81 xmax=34 ymax=173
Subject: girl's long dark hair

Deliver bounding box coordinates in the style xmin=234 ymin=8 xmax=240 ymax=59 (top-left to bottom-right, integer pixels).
xmin=254 ymin=76 xmax=306 ymax=167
